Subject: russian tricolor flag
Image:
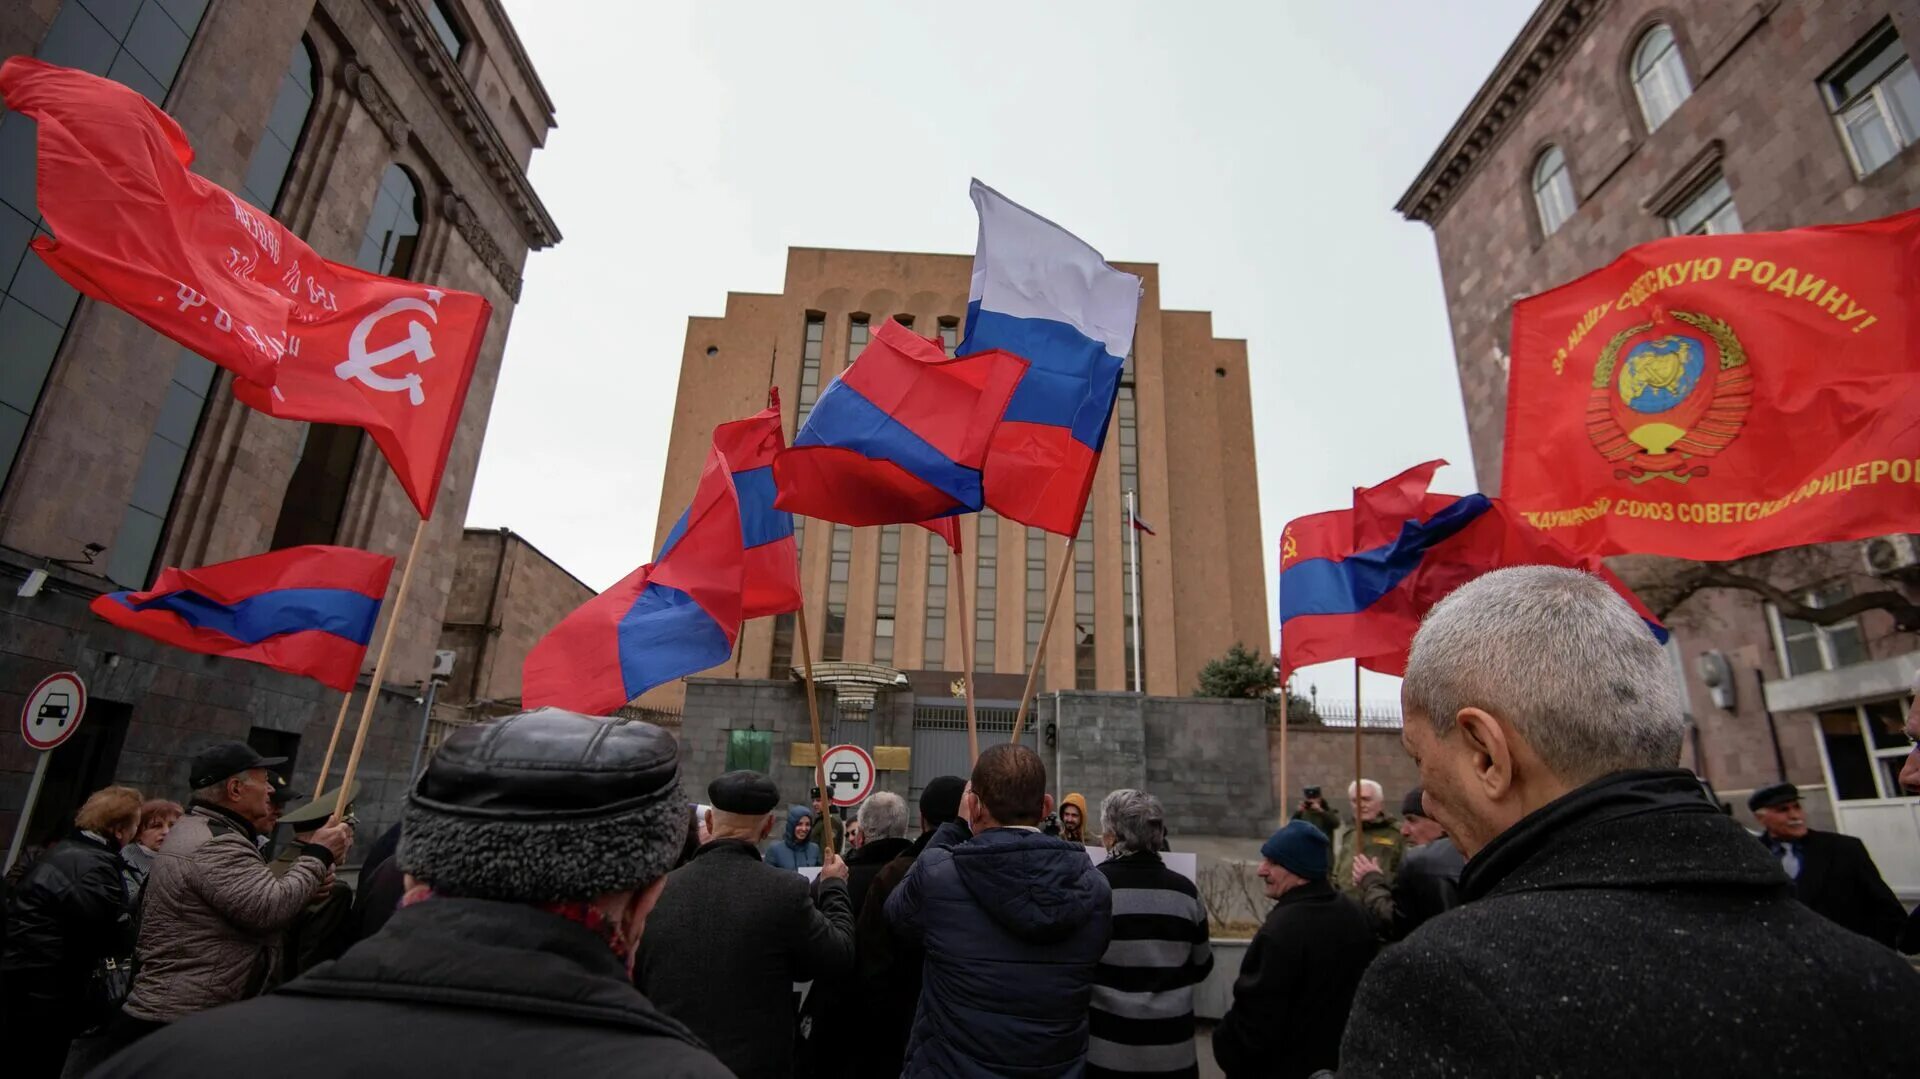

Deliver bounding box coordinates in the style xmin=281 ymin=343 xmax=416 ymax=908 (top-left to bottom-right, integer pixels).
xmin=90 ymin=546 xmax=394 ymax=692
xmin=1278 ymin=462 xmax=1666 ymax=679
xmin=773 ymin=318 xmax=1026 ymax=526
xmin=964 ymin=180 xmax=1143 ymax=536
xmin=523 ymin=445 xmax=745 ymax=715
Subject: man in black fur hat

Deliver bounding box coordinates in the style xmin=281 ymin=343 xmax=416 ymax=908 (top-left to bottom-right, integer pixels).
xmin=91 ymin=709 xmax=731 ymax=1078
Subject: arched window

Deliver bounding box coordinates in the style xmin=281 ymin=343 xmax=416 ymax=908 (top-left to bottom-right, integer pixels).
xmin=240 ymin=36 xmax=318 ymax=212
xmin=1632 ymin=24 xmax=1693 ymax=132
xmin=270 ymin=164 xmax=426 ymax=549
xmin=357 ymin=164 xmax=424 ymax=277
xmin=1532 ymin=146 xmax=1576 ymax=236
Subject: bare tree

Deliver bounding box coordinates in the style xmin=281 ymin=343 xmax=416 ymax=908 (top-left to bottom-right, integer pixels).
xmin=1612 ymin=547 xmax=1920 ymax=632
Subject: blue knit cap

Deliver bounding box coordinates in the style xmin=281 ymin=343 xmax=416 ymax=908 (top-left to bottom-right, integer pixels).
xmin=1259 ymin=820 xmax=1329 ymax=879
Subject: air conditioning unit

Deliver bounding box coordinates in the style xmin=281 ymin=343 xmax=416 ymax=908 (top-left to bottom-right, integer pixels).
xmin=431 ymin=650 xmax=457 ymax=679
xmin=1861 ymin=534 xmax=1920 ymax=577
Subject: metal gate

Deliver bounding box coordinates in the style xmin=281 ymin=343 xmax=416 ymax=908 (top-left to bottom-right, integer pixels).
xmin=910 ymin=700 xmax=1038 ymax=801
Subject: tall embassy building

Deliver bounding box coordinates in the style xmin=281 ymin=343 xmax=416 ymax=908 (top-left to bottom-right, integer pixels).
xmin=649 ymin=247 xmax=1268 ymax=705
xmin=1399 ymin=0 xmax=1920 ymax=892
xmin=0 ymin=0 xmax=555 ymax=846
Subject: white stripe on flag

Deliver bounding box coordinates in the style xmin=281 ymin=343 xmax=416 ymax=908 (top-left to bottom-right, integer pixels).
xmin=967 ymin=178 xmax=1143 ymax=359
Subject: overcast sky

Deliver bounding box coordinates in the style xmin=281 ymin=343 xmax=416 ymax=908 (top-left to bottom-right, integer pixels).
xmin=469 ymin=1 xmax=1541 ymax=702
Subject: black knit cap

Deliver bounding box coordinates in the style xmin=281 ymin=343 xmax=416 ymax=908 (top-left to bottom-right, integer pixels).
xmin=1401 ymin=787 xmax=1428 ymax=820
xmin=920 ymin=775 xmax=966 ymax=827
xmin=399 ymin=708 xmax=684 ymax=902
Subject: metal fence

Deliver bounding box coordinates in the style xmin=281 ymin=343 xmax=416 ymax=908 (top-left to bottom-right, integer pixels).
xmin=1301 ymin=703 xmax=1404 ymax=729
xmin=909 ymin=701 xmax=1037 ymax=799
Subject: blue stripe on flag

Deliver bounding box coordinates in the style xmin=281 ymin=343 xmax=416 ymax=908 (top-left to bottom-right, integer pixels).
xmin=117 ymin=587 xmax=380 ymax=645
xmin=1278 ymin=496 xmax=1492 ymax=622
xmin=733 ymin=465 xmax=793 ymax=549
xmin=962 ymin=302 xmax=1127 ymax=450
xmin=656 ymin=465 xmax=792 ymax=563
xmin=793 ymin=378 xmax=983 ymax=508
xmin=617 ymin=581 xmax=733 ymax=699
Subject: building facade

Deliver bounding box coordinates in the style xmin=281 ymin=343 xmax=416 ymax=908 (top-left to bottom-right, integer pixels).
xmin=435 ymin=526 xmax=592 ymax=712
xmin=1399 ymin=0 xmax=1920 ymax=894
xmin=645 ymin=247 xmax=1268 ymax=708
xmin=0 ymin=0 xmax=556 ymax=849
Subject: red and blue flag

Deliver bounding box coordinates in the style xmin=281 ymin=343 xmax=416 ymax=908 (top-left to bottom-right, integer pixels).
xmin=523 ymin=445 xmax=745 ymax=715
xmin=964 ymin=180 xmax=1143 ymax=536
xmin=1278 ymin=461 xmax=1665 ymax=678
xmin=773 ymin=318 xmax=1026 ymax=526
xmin=655 ymin=391 xmax=801 ymax=620
xmin=90 ymin=546 xmax=394 ymax=692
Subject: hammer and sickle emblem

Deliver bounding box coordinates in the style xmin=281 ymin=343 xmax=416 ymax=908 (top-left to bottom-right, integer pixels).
xmin=335 ymin=295 xmax=441 ymax=405
xmin=1281 ymin=527 xmax=1298 ymax=565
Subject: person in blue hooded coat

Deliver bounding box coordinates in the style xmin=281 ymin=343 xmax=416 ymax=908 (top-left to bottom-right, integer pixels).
xmin=764 ymin=804 xmax=821 ymax=870
xmin=885 ymin=744 xmax=1113 ymax=1078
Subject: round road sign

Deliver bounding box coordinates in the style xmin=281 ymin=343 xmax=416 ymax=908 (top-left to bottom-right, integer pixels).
xmin=21 ymin=671 xmax=86 ymax=751
xmin=820 ymin=744 xmax=876 ymax=807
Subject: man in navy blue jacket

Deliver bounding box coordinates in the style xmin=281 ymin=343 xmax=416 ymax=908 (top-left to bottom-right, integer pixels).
xmin=885 ymin=744 xmax=1113 ymax=1078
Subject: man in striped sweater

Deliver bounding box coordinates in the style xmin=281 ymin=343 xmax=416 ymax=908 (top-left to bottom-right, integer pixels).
xmin=1088 ymin=790 xmax=1213 ymax=1079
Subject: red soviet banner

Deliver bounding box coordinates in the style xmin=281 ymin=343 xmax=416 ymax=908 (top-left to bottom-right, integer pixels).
xmin=1 ymin=58 xmax=493 ymax=519
xmin=1503 ymin=208 xmax=1920 ymax=561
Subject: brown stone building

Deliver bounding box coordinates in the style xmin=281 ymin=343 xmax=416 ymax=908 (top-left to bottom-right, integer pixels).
xmin=643 ymin=247 xmax=1268 ymax=708
xmin=0 ymin=0 xmax=556 ymax=849
xmin=1399 ymin=0 xmax=1919 ymax=895
xmin=435 ymin=526 xmax=591 ymax=712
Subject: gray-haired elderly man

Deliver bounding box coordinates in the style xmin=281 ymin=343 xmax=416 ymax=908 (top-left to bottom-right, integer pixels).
xmin=1088 ymin=789 xmax=1211 ymax=1079
xmin=845 ymin=791 xmax=913 ymax=916
xmin=1339 ymin=566 xmax=1914 ymax=1078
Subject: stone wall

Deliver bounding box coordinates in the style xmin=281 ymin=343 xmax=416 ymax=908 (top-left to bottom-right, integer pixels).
xmin=1268 ymin=723 xmax=1423 ymax=822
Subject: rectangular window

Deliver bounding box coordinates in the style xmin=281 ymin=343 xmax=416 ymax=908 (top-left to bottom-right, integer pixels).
xmin=1026 ymin=527 xmax=1047 ymax=666
xmin=1117 ymin=354 xmax=1144 ymax=689
xmin=796 ymin=314 xmax=825 ymax=427
xmin=1769 ymin=583 xmax=1869 ymax=678
xmin=1818 ymin=699 xmax=1911 ymax=801
xmin=938 ymin=319 xmax=960 ymax=357
xmin=1824 ymin=22 xmax=1920 ymax=175
xmin=847 ymin=315 xmax=870 ymax=368
xmin=1074 ymin=504 xmax=1095 ymax=688
xmin=770 ymin=519 xmax=805 ymax=676
xmin=974 ymin=511 xmax=997 ymax=672
xmin=427 ymin=0 xmax=467 ymax=61
xmin=873 ymin=524 xmax=900 ymax=667
xmin=725 ymin=729 xmax=773 ymax=774
xmin=0 ymin=0 xmax=210 ymax=501
xmin=924 ymin=542 xmax=948 ymax=668
xmin=1668 ymin=175 xmax=1742 ymax=236
xmin=823 ymin=523 xmax=852 ymax=661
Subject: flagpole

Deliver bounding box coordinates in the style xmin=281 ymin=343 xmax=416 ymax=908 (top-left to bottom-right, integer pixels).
xmin=1278 ymin=673 xmax=1290 ymax=824
xmin=328 ymin=516 xmax=428 ymax=827
xmin=951 ymin=542 xmax=979 ymax=764
xmin=1127 ymin=489 xmax=1142 ymax=694
xmin=792 ymin=597 xmax=835 ymax=855
xmin=1352 ymin=662 xmax=1363 ymax=858
xmin=310 ymin=691 xmax=353 ymax=799
xmin=1011 ymin=533 xmax=1075 ymax=744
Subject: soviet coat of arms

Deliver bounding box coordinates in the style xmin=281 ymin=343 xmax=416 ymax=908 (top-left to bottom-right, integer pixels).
xmin=1586 ymin=309 xmax=1752 ymax=483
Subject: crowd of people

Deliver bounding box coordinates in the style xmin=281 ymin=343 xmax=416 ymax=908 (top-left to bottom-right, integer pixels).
xmin=1 ymin=564 xmax=1916 ymax=1077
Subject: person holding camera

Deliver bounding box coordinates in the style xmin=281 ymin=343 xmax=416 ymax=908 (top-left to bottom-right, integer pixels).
xmin=1290 ymin=786 xmax=1339 ymax=839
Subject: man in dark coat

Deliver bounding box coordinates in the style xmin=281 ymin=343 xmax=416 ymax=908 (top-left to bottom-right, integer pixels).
xmin=1351 ymin=786 xmax=1463 ymax=941
xmin=91 ymin=708 xmax=730 ymax=1079
xmin=1212 ymin=820 xmax=1376 ymax=1079
xmin=638 ymin=769 xmax=854 ymax=1079
xmin=885 ymin=744 xmax=1113 ymax=1078
xmin=266 ymin=782 xmax=361 ymax=983
xmin=844 ymin=791 xmax=913 ymax=914
xmin=1339 ymin=567 xmax=1916 ymax=1077
xmin=853 ymin=776 xmax=965 ymax=1079
xmin=1748 ymin=781 xmax=1905 ymax=948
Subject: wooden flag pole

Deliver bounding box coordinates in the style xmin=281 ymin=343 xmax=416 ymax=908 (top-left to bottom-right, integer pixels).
xmin=792 ymin=598 xmax=835 ymax=855
xmin=1352 ymin=662 xmax=1364 ymax=857
xmin=1278 ymin=676 xmax=1289 ymax=823
xmin=951 ymin=544 xmax=979 ymax=764
xmin=1011 ymin=534 xmax=1075 ymax=744
xmin=310 ymin=691 xmax=354 ymax=799
xmin=328 ymin=517 xmax=429 ymax=827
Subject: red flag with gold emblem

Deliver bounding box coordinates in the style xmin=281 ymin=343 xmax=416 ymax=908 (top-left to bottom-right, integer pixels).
xmin=1502 ymin=207 xmax=1920 ymax=560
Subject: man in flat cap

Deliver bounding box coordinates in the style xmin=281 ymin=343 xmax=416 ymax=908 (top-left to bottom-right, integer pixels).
xmin=93 ymin=708 xmax=730 ymax=1078
xmin=267 ymin=781 xmax=361 ymax=981
xmin=1748 ymin=781 xmax=1905 ymax=947
xmin=639 ymin=769 xmax=855 ymax=1079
